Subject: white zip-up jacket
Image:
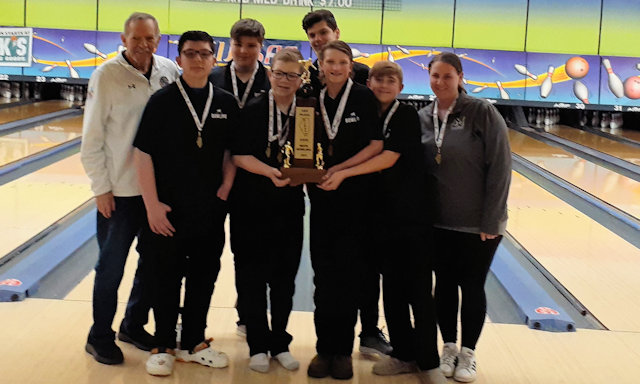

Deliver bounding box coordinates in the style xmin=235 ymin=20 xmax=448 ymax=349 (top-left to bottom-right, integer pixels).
xmin=81 ymin=52 xmax=179 ymax=197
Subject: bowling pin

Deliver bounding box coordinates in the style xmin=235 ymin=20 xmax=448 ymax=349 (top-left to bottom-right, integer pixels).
xmin=387 ymin=47 xmax=394 ymax=62
xmin=602 ymin=59 xmax=624 ymax=98
xmin=472 ymin=85 xmax=488 ymax=93
xmin=636 ymin=63 xmax=640 ymax=71
xmin=527 ymin=108 xmax=535 ymax=124
xmin=544 ymin=109 xmax=551 ymax=126
xmin=600 ymin=112 xmax=610 ymax=129
xmin=573 ymin=80 xmax=589 ymax=104
xmin=351 ymin=48 xmax=369 ymax=58
xmin=590 ymin=111 xmax=599 ymax=127
xmin=514 ymin=64 xmax=538 ymax=80
xmin=83 ymin=43 xmax=108 ymax=59
xmin=395 ymin=45 xmax=410 ymax=55
xmin=65 ymin=60 xmax=80 ymax=78
xmin=535 ymin=109 xmax=543 ymax=126
xmin=42 ymin=65 xmax=57 ymax=72
xmin=462 ymin=78 xmax=468 ymax=85
xmin=495 ymin=81 xmax=510 ymax=99
xmin=540 ymin=65 xmax=554 ymax=98
xmin=118 ymin=45 xmax=125 ymax=53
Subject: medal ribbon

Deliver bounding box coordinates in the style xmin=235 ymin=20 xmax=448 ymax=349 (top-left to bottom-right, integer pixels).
xmin=432 ymin=98 xmax=457 ymax=153
xmin=230 ymin=61 xmax=258 ymax=109
xmin=319 ymin=78 xmax=353 ymax=141
xmin=382 ymin=100 xmax=400 ymax=139
xmin=176 ymin=78 xmax=214 ymax=147
xmin=268 ymin=89 xmax=296 ymax=147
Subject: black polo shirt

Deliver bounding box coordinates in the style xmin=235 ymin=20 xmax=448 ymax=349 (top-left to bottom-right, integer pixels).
xmin=230 ymin=94 xmax=305 ymax=216
xmin=209 ymin=60 xmax=270 ymax=108
xmin=134 ymin=78 xmax=238 ymax=234
xmin=306 ymin=81 xmax=381 ymax=206
xmin=376 ymin=102 xmax=431 ymax=225
xmin=309 ymin=59 xmax=369 ymax=95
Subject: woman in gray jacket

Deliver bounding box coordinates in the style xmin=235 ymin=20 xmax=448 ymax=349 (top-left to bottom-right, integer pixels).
xmin=418 ymin=52 xmax=511 ymax=383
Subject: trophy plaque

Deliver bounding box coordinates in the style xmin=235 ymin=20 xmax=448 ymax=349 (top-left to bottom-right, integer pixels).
xmin=280 ymin=59 xmax=327 ymax=186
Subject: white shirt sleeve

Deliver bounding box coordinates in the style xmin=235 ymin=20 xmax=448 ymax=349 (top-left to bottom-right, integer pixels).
xmin=81 ymin=69 xmax=112 ymax=196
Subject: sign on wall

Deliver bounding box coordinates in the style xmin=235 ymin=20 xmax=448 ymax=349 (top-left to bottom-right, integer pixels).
xmin=0 ymin=28 xmax=33 ymax=67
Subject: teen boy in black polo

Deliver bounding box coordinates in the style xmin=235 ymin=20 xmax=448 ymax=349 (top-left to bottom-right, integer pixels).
xmin=231 ymin=48 xmax=307 ymax=374
xmin=321 ymin=61 xmax=445 ymax=384
xmin=133 ymin=31 xmax=238 ymax=377
xmin=209 ymin=18 xmax=270 ymax=337
xmin=302 ymin=8 xmax=392 ymax=358
xmin=306 ymin=40 xmax=383 ymax=380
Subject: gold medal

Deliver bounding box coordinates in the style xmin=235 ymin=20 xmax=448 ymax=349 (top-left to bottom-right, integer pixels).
xmin=196 ymin=133 xmax=203 ymax=149
xmin=435 ymin=150 xmax=441 ymax=165
xmin=266 ymin=145 xmax=271 ymax=158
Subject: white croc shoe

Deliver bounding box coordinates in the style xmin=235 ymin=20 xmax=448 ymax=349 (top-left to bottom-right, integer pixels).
xmin=176 ymin=338 xmax=229 ymax=368
xmin=146 ymin=348 xmax=176 ymax=376
xmin=249 ymin=353 xmax=270 ymax=373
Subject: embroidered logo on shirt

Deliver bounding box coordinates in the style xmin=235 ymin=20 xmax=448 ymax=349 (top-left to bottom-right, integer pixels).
xmin=450 ymin=116 xmax=465 ymax=130
xmin=344 ymin=112 xmax=360 ymax=124
xmin=211 ymin=109 xmax=228 ymax=119
xmin=127 ymin=83 xmax=136 ymax=89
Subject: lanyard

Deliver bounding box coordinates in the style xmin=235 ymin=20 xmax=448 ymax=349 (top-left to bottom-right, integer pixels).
xmin=319 ymin=78 xmax=353 ymax=141
xmin=176 ymin=78 xmax=214 ymax=149
xmin=268 ymin=89 xmax=296 ymax=147
xmin=230 ymin=61 xmax=258 ymax=109
xmin=382 ymin=100 xmax=400 ymax=139
xmin=432 ymin=98 xmax=456 ymax=164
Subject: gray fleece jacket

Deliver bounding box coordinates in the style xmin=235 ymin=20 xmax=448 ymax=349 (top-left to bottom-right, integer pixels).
xmin=418 ymin=92 xmax=511 ymax=235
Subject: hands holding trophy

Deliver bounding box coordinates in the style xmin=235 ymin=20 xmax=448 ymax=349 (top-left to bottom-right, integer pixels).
xmin=279 ymin=59 xmax=327 ymax=186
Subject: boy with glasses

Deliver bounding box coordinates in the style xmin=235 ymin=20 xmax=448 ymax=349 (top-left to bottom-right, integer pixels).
xmin=230 ymin=48 xmax=306 ymax=374
xmin=133 ymin=30 xmax=238 ymax=376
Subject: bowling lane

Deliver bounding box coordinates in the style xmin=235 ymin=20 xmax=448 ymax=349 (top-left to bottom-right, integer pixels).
xmin=604 ymin=127 xmax=640 ymax=143
xmin=0 ymin=100 xmax=77 ymax=125
xmin=507 ymin=171 xmax=640 ymax=332
xmin=509 ymin=129 xmax=640 ymax=219
xmin=0 ymin=153 xmax=92 ymax=258
xmin=545 ymin=124 xmax=640 ymax=166
xmin=0 ymin=115 xmax=83 ymax=167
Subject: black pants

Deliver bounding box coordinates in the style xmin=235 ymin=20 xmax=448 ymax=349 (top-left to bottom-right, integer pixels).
xmin=90 ymin=196 xmax=150 ymax=342
xmin=359 ymin=243 xmax=381 ymax=336
xmin=380 ymin=225 xmax=439 ymax=370
xmin=309 ymin=188 xmax=365 ymax=356
xmin=433 ymin=228 xmax=502 ymax=350
xmin=140 ymin=220 xmax=225 ymax=351
xmin=231 ymin=209 xmax=303 ymax=356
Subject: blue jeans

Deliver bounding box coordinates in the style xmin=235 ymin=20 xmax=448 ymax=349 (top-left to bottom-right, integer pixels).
xmin=88 ymin=196 xmax=150 ymax=342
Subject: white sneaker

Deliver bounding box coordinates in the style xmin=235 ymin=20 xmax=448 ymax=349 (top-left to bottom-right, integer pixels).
xmin=249 ymin=353 xmax=270 ymax=373
xmin=453 ymin=347 xmax=477 ymax=383
xmin=146 ymin=348 xmax=175 ymax=376
xmin=274 ymin=351 xmax=299 ymax=371
xmin=236 ymin=324 xmax=247 ymax=337
xmin=176 ymin=338 xmax=229 ymax=368
xmin=440 ymin=342 xmax=458 ymax=377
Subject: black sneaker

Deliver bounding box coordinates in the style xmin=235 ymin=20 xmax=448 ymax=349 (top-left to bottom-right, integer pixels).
xmin=359 ymin=328 xmax=393 ymax=356
xmin=85 ymin=339 xmax=124 ymax=365
xmin=330 ymin=355 xmax=353 ymax=380
xmin=307 ymin=354 xmax=332 ymax=378
xmin=118 ymin=325 xmax=155 ymax=351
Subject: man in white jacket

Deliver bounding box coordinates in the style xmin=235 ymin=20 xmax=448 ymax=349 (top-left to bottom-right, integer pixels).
xmin=80 ymin=12 xmax=179 ymax=365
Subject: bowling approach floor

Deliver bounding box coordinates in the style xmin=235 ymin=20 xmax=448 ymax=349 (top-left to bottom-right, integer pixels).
xmin=1 ymin=103 xmax=640 ymax=382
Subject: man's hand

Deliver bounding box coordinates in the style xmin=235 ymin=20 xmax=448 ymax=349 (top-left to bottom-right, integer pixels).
xmin=96 ymin=192 xmax=115 ymax=219
xmin=147 ymin=201 xmax=175 ymax=237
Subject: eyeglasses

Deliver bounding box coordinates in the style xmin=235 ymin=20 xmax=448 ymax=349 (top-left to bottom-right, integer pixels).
xmin=272 ymin=70 xmax=302 ymax=81
xmin=181 ymin=49 xmax=214 ymax=59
